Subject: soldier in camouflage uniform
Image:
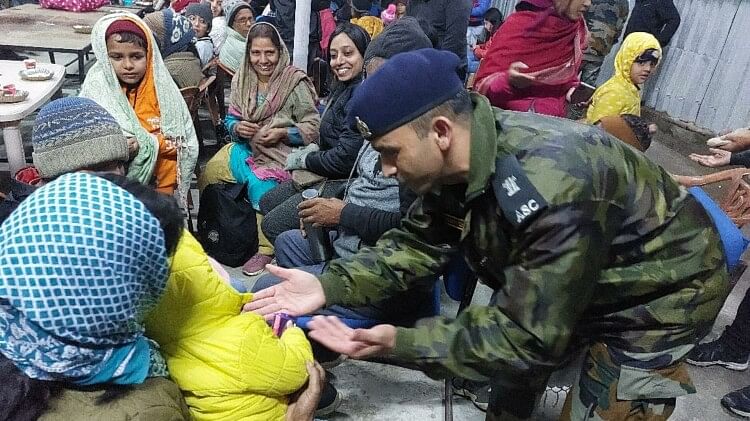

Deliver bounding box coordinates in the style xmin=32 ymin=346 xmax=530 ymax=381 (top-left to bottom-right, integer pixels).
xmin=581 ymin=0 xmax=630 ymax=86
xmin=247 ymin=49 xmax=730 ymax=420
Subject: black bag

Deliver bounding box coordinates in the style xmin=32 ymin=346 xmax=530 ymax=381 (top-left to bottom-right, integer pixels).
xmin=197 ymin=182 xmax=258 ymax=267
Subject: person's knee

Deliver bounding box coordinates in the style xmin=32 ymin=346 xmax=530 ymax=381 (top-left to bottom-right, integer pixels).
xmin=274 ymin=229 xmax=307 ymax=267
xmin=250 ymin=273 xmax=282 ymax=292
xmin=261 ymin=211 xmax=283 ymax=243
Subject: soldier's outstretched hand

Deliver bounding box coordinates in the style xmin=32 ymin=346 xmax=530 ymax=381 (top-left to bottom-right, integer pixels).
xmin=307 ymin=316 xmax=397 ymax=359
xmin=242 ymin=265 xmax=326 ymax=320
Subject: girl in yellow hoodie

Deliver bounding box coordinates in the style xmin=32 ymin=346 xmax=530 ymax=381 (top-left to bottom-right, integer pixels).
xmin=145 ymin=230 xmax=313 ymax=421
xmin=586 ymin=32 xmax=662 ymax=124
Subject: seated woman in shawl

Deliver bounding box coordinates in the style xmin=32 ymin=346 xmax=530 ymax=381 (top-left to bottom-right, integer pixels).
xmin=143 ymin=8 xmax=205 ymax=89
xmin=219 ymin=0 xmax=255 ymax=74
xmin=257 ymin=23 xmax=371 ymax=248
xmin=474 ymin=0 xmax=589 ymax=117
xmin=199 ymin=22 xmax=320 ymax=275
xmin=0 ymin=172 xmax=190 ymax=420
xmin=80 ymin=13 xmax=199 ymax=199
xmin=586 ymin=32 xmax=661 ymax=124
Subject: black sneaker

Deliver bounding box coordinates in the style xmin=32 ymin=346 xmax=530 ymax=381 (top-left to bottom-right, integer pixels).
xmin=722 ymin=386 xmax=750 ymax=418
xmin=314 ymin=380 xmax=342 ymax=418
xmin=452 ymin=378 xmax=490 ymax=412
xmin=686 ymin=338 xmax=750 ymax=371
xmin=311 ymin=341 xmax=346 ymax=370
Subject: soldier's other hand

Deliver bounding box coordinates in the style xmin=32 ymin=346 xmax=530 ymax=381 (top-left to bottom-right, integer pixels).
xmin=298 ymin=198 xmax=345 ymax=227
xmin=242 ymin=265 xmax=326 ymax=320
xmin=508 ymin=62 xmax=536 ymax=89
xmin=689 ymin=148 xmax=731 ymax=168
xmin=307 ymin=316 xmax=397 ymax=359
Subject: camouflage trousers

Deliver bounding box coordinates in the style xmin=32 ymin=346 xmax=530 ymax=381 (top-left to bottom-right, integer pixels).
xmin=487 ymin=343 xmax=687 ymax=420
xmin=580 ymin=58 xmax=604 ymax=87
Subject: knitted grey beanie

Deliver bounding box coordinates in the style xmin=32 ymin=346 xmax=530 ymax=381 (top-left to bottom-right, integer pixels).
xmin=364 ymin=16 xmax=432 ymax=63
xmin=32 ymin=97 xmax=129 ymax=179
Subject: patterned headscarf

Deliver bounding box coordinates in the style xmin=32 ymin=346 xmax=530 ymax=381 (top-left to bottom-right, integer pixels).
xmin=0 ymin=173 xmax=169 ymax=384
xmin=143 ymin=9 xmax=196 ymax=58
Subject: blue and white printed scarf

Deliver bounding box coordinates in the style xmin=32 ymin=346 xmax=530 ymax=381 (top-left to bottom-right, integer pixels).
xmin=0 ymin=173 xmax=169 ymax=384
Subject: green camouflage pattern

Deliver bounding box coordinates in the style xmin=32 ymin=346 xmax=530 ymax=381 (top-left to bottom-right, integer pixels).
xmin=558 ymin=343 xmax=682 ymax=420
xmin=584 ymin=0 xmax=630 ymax=60
xmin=318 ymin=93 xmax=729 ymax=418
xmin=581 ymin=0 xmax=630 ymax=85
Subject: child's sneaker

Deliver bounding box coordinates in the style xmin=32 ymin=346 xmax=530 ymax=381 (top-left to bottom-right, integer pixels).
xmin=314 ymin=381 xmax=342 ymax=418
xmin=241 ymin=253 xmax=273 ymax=276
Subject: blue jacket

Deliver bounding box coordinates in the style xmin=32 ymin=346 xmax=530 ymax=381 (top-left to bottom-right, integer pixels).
xmin=469 ymin=0 xmax=491 ymax=26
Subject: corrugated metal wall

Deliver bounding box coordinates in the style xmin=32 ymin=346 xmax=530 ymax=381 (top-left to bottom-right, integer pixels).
xmin=598 ymin=0 xmax=750 ymax=132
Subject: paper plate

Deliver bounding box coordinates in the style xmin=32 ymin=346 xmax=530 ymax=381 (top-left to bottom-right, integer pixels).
xmin=19 ymin=68 xmax=54 ymax=81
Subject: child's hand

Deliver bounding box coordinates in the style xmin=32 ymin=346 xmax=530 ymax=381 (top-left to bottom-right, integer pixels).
xmin=235 ymin=121 xmax=260 ymax=139
xmin=127 ymin=137 xmax=139 ymax=159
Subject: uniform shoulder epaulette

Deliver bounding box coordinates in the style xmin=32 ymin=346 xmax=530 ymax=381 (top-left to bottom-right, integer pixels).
xmin=491 ymin=154 xmax=548 ymax=229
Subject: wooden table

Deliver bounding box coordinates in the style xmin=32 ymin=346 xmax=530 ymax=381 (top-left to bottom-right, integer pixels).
xmin=0 ymin=60 xmax=65 ymax=174
xmin=0 ymin=4 xmax=137 ymax=82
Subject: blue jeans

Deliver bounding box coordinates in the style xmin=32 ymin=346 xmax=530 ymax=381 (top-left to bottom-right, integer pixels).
xmin=253 ymin=229 xmax=435 ymax=324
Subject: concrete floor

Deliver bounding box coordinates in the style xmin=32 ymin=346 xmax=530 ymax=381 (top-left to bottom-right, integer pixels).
xmin=3 ymin=52 xmax=750 ymax=420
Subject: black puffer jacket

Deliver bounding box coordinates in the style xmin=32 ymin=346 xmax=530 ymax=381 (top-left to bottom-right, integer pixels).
xmin=624 ymin=0 xmax=681 ymax=47
xmin=305 ymin=76 xmax=365 ymax=178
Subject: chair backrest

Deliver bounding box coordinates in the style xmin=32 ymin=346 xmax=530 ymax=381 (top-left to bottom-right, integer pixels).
xmin=674 ymin=168 xmax=750 ymax=227
xmin=217 ymin=61 xmax=236 ymax=81
xmin=688 ymin=187 xmax=750 ymax=274
xmin=179 ymin=86 xmax=201 ymax=118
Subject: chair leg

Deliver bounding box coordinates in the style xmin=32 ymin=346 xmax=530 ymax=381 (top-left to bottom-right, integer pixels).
xmin=445 ymin=377 xmax=453 ymax=421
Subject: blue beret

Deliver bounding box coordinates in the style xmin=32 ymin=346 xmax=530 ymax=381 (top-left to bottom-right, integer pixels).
xmin=348 ymin=49 xmax=464 ymax=139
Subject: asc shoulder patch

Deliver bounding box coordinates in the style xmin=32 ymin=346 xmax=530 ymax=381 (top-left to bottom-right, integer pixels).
xmin=491 ymin=154 xmax=548 ymax=229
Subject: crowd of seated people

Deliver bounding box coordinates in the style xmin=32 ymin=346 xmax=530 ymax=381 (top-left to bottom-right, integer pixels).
xmin=14 ymin=0 xmax=750 ymax=419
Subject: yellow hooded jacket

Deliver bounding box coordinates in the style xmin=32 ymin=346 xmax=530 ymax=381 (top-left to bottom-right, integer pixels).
xmin=586 ymin=32 xmax=661 ymax=124
xmin=145 ymin=231 xmax=313 ymax=421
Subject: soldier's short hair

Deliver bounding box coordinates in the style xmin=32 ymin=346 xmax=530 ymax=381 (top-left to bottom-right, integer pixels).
xmin=409 ymin=90 xmax=473 ymax=139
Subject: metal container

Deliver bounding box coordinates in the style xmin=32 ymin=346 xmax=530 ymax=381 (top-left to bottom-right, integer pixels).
xmin=301 ymin=188 xmax=334 ymax=263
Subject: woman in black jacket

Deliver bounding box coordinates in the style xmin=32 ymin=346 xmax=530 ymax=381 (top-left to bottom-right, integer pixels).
xmin=258 ymin=23 xmax=371 ymax=245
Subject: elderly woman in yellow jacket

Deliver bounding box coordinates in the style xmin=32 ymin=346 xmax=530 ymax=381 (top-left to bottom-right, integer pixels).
xmin=586 ymin=32 xmax=662 ymax=124
xmin=145 ymin=231 xmax=314 ymax=421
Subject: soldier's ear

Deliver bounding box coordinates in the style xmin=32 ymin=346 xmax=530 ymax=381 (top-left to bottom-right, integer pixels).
xmin=433 ymin=117 xmax=453 ymax=152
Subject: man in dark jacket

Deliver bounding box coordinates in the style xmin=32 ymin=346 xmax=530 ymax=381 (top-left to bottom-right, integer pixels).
xmin=407 ymin=0 xmax=472 ymax=79
xmin=624 ymin=0 xmax=681 ymax=47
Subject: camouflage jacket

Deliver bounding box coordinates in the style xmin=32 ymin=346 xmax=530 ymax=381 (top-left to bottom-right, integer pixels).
xmin=584 ymin=0 xmax=630 ymax=62
xmin=318 ymin=94 xmax=729 ymax=394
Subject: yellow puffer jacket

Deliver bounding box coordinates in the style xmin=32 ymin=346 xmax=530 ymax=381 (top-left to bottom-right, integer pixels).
xmin=145 ymin=231 xmax=313 ymax=421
